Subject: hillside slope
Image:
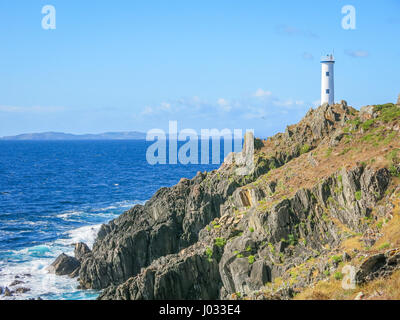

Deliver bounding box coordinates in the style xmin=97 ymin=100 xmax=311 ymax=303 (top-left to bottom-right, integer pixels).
xmin=52 ymin=100 xmax=400 ymax=300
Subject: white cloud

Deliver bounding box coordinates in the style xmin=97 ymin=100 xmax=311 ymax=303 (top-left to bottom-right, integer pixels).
xmin=136 ymin=90 xmax=309 ymax=124
xmin=345 ymin=50 xmax=369 ymax=58
xmin=0 ymin=105 xmax=65 ymax=113
xmin=254 ymin=89 xmax=272 ymax=98
xmin=217 ymin=98 xmax=232 ymax=111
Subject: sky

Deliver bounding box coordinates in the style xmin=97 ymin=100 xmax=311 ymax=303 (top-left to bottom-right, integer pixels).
xmin=0 ymin=0 xmax=399 ymax=138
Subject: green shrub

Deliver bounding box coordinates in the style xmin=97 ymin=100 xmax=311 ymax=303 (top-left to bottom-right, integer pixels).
xmin=205 ymin=247 xmax=213 ymax=262
xmin=300 ymin=144 xmax=311 ymax=155
xmin=331 ymin=255 xmax=343 ymax=264
xmin=248 ymin=255 xmax=255 ymax=264
xmin=334 ymin=272 xmax=343 ymax=280
xmin=288 ymin=234 xmax=297 ymax=246
xmin=249 ymin=227 xmax=255 ymax=233
xmin=347 ymin=118 xmax=361 ymax=127
xmin=374 ymin=103 xmax=400 ymax=123
xmin=379 ymin=242 xmax=390 ymax=250
xmin=268 ymin=243 xmax=275 ymax=253
xmin=389 ymin=165 xmax=400 ymax=177
xmin=355 ymin=191 xmax=362 ymax=201
xmin=215 ymin=237 xmax=227 ymax=247
xmin=361 ymin=119 xmax=374 ymax=131
xmin=387 ymin=149 xmax=399 ymax=162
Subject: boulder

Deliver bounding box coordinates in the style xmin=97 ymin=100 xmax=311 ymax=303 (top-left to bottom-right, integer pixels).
xmin=49 ymin=253 xmax=80 ymax=276
xmin=74 ymin=242 xmax=91 ymax=262
xmin=249 ymin=261 xmax=271 ymax=290
xmin=15 ymin=287 xmax=31 ymax=294
xmin=10 ymin=280 xmax=24 ymax=287
xmin=355 ymin=254 xmax=387 ymax=284
xmin=4 ymin=287 xmax=12 ymax=297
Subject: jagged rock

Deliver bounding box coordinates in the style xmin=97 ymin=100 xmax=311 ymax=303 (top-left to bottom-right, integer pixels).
xmin=50 ymin=102 xmax=400 ymax=300
xmin=74 ymin=242 xmax=91 ymax=262
xmin=15 ymin=287 xmax=30 ymax=294
xmin=10 ymin=280 xmax=24 ymax=287
xmin=4 ymin=287 xmax=12 ymax=297
xmin=360 ymin=105 xmax=377 ymax=120
xmin=355 ymin=249 xmax=400 ymax=284
xmin=98 ymin=244 xmax=222 ymax=300
xmin=342 ymin=252 xmax=351 ymax=262
xmin=249 ymin=261 xmax=271 ymax=289
xmin=307 ymin=152 xmax=319 ymax=167
xmin=48 ymin=253 xmax=80 ymax=276
xmin=329 ymin=132 xmax=350 ymax=147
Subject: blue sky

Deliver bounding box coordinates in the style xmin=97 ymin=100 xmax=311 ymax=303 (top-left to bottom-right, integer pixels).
xmin=0 ymin=0 xmax=399 ymax=138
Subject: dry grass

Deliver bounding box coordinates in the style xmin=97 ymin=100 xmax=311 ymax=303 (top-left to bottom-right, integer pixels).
xmin=294 ymin=278 xmax=357 ymax=300
xmin=373 ymin=198 xmax=400 ymax=250
xmin=295 ymin=269 xmax=400 ymax=300
xmin=358 ymin=269 xmax=400 ymax=300
xmin=252 ymin=125 xmax=400 ymax=210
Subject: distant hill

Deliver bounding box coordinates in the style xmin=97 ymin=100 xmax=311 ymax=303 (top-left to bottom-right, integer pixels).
xmin=0 ymin=131 xmax=147 ymax=141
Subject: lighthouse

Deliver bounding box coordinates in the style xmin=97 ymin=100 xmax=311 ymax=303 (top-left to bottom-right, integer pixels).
xmin=320 ymin=54 xmax=335 ymax=105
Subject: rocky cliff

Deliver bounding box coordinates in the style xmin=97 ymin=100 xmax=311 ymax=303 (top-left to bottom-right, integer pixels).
xmin=52 ymin=100 xmax=400 ymax=300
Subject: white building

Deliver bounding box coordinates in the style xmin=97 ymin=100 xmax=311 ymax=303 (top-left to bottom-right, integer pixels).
xmin=320 ymin=54 xmax=335 ymax=105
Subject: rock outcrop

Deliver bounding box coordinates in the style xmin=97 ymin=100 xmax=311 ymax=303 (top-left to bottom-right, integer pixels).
xmin=49 ymin=101 xmax=400 ymax=300
xmin=48 ymin=253 xmax=80 ymax=277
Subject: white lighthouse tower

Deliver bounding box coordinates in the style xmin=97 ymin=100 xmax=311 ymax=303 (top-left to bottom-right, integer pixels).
xmin=320 ymin=54 xmax=335 ymax=105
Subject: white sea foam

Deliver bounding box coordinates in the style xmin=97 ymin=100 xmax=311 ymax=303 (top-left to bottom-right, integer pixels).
xmin=0 ymin=199 xmax=143 ymax=300
xmin=0 ymin=224 xmax=102 ymax=300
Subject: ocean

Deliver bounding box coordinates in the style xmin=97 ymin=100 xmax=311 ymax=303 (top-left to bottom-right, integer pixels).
xmin=0 ymin=140 xmax=223 ymax=300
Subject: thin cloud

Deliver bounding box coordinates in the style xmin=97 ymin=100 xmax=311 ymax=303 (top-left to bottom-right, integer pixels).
xmin=345 ymin=50 xmax=369 ymax=58
xmin=0 ymin=105 xmax=65 ymax=113
xmin=276 ymin=25 xmax=319 ymax=38
xmin=254 ymin=89 xmax=272 ymax=98
xmin=137 ymin=90 xmax=308 ymax=124
xmin=217 ymin=98 xmax=232 ymax=112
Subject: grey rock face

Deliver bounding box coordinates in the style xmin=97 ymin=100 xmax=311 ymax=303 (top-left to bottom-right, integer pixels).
xmin=74 ymin=242 xmax=91 ymax=262
xmin=48 ymin=253 xmax=80 ymax=276
xmin=355 ymin=249 xmax=400 ymax=284
xmin=4 ymin=287 xmax=12 ymax=297
xmin=15 ymin=287 xmax=31 ymax=294
xmin=217 ymin=166 xmax=390 ymax=297
xmin=50 ymin=102 xmax=396 ymax=300
xmin=98 ymin=242 xmax=222 ymax=300
xmin=78 ymin=149 xmax=277 ymax=290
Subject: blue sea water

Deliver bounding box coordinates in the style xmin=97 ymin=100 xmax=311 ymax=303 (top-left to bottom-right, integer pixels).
xmin=0 ymin=140 xmax=223 ymax=300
